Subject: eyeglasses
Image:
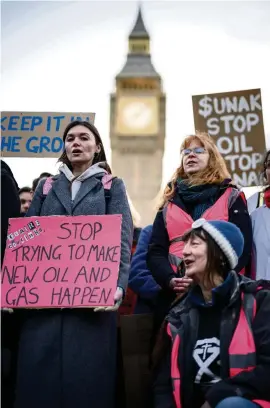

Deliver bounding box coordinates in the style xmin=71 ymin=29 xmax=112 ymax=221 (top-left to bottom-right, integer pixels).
xmin=181 ymin=147 xmax=206 ymax=156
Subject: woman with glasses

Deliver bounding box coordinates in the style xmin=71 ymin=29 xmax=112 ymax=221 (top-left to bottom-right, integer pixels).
xmin=147 ymin=132 xmax=252 ymax=329
xmin=250 ymin=150 xmax=270 ymax=279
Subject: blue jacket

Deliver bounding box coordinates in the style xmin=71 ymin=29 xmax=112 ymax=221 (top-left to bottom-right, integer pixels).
xmin=129 ymin=225 xmax=160 ymax=313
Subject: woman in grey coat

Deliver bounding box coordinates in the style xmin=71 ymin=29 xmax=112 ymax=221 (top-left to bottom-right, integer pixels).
xmin=14 ymin=120 xmax=133 ymax=408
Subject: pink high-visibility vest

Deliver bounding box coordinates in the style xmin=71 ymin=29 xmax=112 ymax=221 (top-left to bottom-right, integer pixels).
xmin=167 ymin=293 xmax=270 ymax=408
xmin=163 ymin=187 xmax=245 ymax=274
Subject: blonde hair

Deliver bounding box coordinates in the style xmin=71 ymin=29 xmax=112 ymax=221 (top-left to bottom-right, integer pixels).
xmin=161 ymin=132 xmax=231 ymax=207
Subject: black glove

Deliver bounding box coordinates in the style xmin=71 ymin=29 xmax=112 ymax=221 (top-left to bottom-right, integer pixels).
xmin=206 ymin=381 xmax=242 ymax=407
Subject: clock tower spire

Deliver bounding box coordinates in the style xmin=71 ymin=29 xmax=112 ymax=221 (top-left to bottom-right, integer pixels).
xmin=110 ymin=5 xmax=166 ymax=226
xmin=117 ymin=4 xmax=160 ymax=81
xmin=128 ymin=4 xmax=150 ymax=54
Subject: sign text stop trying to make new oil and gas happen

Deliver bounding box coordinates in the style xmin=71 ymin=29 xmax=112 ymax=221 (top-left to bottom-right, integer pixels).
xmin=1 ymin=215 xmax=122 ymax=308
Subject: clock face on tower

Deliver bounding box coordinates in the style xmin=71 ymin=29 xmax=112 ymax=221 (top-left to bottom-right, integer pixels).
xmin=123 ymin=101 xmax=153 ymax=129
xmin=116 ymin=96 xmax=159 ymax=136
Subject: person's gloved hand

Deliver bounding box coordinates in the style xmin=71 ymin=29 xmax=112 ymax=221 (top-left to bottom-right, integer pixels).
xmin=200 ymin=402 xmax=212 ymax=408
xmin=2 ymin=308 xmax=13 ymax=313
xmin=94 ymin=287 xmax=123 ymax=312
xmin=206 ymin=381 xmax=240 ymax=407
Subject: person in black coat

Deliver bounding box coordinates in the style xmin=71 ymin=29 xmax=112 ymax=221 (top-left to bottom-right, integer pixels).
xmin=1 ymin=160 xmax=21 ymax=408
xmin=1 ymin=160 xmax=20 ymax=264
xmin=153 ymin=219 xmax=270 ymax=408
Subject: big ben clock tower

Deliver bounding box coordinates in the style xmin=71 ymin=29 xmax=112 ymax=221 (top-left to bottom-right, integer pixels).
xmin=110 ymin=5 xmax=166 ymax=226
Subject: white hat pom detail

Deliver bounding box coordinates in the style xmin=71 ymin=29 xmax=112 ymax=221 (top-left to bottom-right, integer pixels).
xmin=192 ymin=218 xmax=207 ymax=229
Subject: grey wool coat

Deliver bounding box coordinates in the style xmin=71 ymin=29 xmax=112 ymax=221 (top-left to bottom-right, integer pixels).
xmin=14 ymin=171 xmax=133 ymax=408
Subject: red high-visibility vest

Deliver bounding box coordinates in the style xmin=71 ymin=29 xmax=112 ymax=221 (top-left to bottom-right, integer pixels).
xmin=163 ymin=187 xmax=245 ymax=274
xmin=167 ymin=293 xmax=270 ymax=408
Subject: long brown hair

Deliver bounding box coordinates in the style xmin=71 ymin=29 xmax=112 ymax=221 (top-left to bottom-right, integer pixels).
xmin=161 ymin=132 xmax=231 ymax=207
xmin=58 ymin=120 xmax=111 ymax=173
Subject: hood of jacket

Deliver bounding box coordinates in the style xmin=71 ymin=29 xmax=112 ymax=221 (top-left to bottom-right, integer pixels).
xmin=59 ymin=162 xmax=107 ymax=200
xmin=166 ymin=272 xmax=267 ymax=327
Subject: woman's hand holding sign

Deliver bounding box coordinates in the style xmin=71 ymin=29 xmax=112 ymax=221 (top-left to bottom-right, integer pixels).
xmin=94 ymin=287 xmax=124 ymax=312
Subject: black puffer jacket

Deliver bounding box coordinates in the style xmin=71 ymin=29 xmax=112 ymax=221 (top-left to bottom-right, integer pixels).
xmin=1 ymin=160 xmax=20 ymax=408
xmin=1 ymin=160 xmax=20 ymax=264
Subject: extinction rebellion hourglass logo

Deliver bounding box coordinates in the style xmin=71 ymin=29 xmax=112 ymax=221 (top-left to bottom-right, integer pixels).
xmin=193 ymin=338 xmax=221 ymax=384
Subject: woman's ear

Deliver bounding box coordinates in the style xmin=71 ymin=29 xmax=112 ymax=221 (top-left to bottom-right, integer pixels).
xmin=96 ymin=144 xmax=101 ymax=154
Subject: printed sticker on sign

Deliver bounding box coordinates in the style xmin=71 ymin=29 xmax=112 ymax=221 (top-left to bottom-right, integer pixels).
xmin=7 ymin=219 xmax=43 ymax=249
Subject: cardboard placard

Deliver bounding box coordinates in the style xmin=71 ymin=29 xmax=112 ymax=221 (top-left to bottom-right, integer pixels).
xmin=1 ymin=215 xmax=122 ymax=308
xmin=0 ymin=111 xmax=95 ymax=158
xmin=192 ymin=88 xmax=266 ymax=187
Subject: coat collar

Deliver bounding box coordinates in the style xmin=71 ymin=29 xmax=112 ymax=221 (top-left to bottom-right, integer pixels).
xmin=51 ymin=173 xmax=104 ymax=214
xmin=168 ymin=271 xmax=241 ymax=323
xmin=51 ymin=174 xmax=72 ymax=214
xmin=187 ymin=272 xmax=236 ymax=308
xmin=72 ymin=175 xmax=101 ymax=211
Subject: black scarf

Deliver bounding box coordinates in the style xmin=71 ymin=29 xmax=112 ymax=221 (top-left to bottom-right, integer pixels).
xmin=177 ymin=180 xmax=220 ymax=220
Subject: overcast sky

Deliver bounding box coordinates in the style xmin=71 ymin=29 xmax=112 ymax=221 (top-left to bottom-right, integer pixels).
xmin=2 ymin=0 xmax=270 ymax=191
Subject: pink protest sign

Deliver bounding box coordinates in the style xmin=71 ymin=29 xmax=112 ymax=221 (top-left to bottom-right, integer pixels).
xmin=1 ymin=215 xmax=122 ymax=308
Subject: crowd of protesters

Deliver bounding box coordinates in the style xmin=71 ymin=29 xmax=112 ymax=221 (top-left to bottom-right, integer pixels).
xmin=1 ymin=122 xmax=269 ymax=408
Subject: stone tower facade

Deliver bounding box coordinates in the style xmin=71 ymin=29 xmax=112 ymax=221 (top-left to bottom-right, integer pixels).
xmin=110 ymin=6 xmax=166 ymax=226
